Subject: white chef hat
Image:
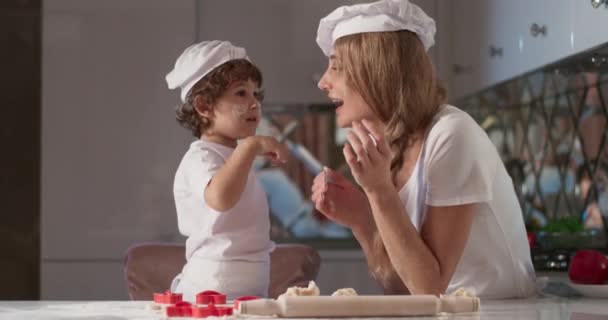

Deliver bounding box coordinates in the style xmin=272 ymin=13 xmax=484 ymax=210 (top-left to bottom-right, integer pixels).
xmin=316 ymin=0 xmax=436 ymax=57
xmin=166 ymin=40 xmax=249 ymax=103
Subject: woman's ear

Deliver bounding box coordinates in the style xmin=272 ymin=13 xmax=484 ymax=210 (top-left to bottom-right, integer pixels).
xmin=193 ymin=95 xmax=213 ymax=119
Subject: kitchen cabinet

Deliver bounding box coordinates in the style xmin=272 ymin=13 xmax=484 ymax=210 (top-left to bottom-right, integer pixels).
xmin=573 ymin=0 xmax=608 ymax=53
xmin=506 ymin=0 xmax=574 ymax=77
xmin=477 ymin=0 xmax=518 ymax=91
xmin=450 ymin=0 xmax=577 ymax=99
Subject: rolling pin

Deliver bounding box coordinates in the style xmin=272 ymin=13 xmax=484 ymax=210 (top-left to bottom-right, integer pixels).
xmin=238 ymin=295 xmax=479 ymax=317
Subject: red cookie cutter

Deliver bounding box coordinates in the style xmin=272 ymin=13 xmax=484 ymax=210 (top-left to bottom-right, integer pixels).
xmin=234 ymin=295 xmax=260 ymax=309
xmin=196 ymin=290 xmax=227 ymax=305
xmin=216 ymin=306 xmax=234 ymax=316
xmin=153 ymin=290 xmax=183 ymax=304
xmin=166 ymin=301 xmax=193 ymax=317
xmin=192 ymin=305 xmax=233 ymax=318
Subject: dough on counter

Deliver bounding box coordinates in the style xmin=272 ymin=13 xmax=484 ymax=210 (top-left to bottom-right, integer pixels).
xmin=278 ymin=281 xmax=320 ymax=298
xmin=444 ymin=287 xmax=476 ymax=298
xmin=145 ymin=303 xmax=162 ymax=311
xmin=331 ymin=288 xmax=358 ymax=296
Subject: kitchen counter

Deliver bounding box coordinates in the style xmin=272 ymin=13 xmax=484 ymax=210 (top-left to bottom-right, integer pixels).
xmin=0 ymin=297 xmax=606 ymax=320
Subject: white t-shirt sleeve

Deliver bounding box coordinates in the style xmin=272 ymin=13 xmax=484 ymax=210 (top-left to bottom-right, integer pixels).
xmin=186 ymin=148 xmax=225 ymax=197
xmin=425 ymin=116 xmax=496 ymax=206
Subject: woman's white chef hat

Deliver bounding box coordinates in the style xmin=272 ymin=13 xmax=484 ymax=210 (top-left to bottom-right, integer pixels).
xmin=166 ymin=40 xmax=249 ymax=103
xmin=316 ymin=0 xmax=436 ymax=57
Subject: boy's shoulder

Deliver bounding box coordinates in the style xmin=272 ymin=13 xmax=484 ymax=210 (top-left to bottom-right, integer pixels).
xmin=184 ymin=139 xmax=232 ymax=164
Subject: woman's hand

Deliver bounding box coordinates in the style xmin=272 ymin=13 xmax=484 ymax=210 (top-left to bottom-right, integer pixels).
xmin=344 ymin=119 xmax=393 ymax=193
xmin=311 ymin=167 xmax=372 ymax=232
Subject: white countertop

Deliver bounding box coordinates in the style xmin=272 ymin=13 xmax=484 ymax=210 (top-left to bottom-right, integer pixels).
xmin=0 ymin=298 xmax=607 ymax=320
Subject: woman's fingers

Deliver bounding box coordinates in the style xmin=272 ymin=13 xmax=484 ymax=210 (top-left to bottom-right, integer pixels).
xmin=313 ymin=171 xmax=325 ymax=186
xmin=343 ymin=142 xmax=361 ymax=174
xmin=361 ymin=119 xmax=390 ymax=156
xmin=352 ymin=121 xmax=381 ymax=163
xmin=346 ymin=131 xmax=370 ymax=166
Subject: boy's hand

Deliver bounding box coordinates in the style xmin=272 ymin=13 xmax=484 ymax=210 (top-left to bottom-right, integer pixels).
xmin=206 ymin=136 xmax=288 ymax=212
xmin=246 ymin=136 xmax=289 ymax=165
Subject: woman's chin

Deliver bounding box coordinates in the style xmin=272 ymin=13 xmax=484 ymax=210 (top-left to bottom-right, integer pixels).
xmin=336 ymin=115 xmax=352 ymax=128
xmin=337 ymin=116 xmax=361 ymax=128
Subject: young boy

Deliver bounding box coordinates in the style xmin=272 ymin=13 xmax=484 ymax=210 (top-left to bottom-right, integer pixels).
xmin=165 ymin=41 xmax=288 ymax=301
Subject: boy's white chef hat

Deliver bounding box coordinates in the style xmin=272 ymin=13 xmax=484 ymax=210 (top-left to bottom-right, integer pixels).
xmin=166 ymin=40 xmax=249 ymax=103
xmin=316 ymin=0 xmax=435 ymax=57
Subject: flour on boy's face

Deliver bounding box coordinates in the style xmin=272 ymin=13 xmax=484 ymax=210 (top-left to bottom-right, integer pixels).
xmin=210 ymin=79 xmax=263 ymax=139
xmin=232 ymin=102 xmax=261 ymax=124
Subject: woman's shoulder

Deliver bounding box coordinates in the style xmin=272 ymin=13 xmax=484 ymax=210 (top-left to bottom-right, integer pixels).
xmin=432 ymin=104 xmax=478 ymax=127
xmin=427 ymin=104 xmax=483 ymax=140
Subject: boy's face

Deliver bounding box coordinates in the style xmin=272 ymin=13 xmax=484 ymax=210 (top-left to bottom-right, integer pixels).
xmin=207 ymin=79 xmax=263 ymax=141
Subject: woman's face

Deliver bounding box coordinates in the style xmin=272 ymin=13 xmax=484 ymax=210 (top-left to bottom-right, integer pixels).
xmin=317 ymin=55 xmax=376 ymax=128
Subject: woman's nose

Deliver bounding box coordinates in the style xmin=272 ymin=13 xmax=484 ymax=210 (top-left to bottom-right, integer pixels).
xmin=317 ymin=71 xmax=331 ymax=91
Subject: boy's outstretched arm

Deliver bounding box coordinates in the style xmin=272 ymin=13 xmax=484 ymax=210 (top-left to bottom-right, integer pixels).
xmin=204 ymin=136 xmax=288 ymax=212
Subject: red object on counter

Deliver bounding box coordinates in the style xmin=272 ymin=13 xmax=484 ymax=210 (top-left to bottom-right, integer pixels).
xmin=153 ymin=291 xmax=183 ymax=304
xmin=216 ymin=306 xmax=233 ymax=316
xmin=527 ymin=232 xmax=536 ymax=249
xmin=192 ymin=305 xmax=214 ymax=318
xmin=196 ymin=290 xmax=227 ymax=305
xmin=192 ymin=305 xmax=233 ymax=318
xmin=166 ymin=301 xmax=193 ymax=317
xmin=234 ymin=295 xmax=260 ymax=309
xmin=568 ymin=249 xmax=608 ymax=285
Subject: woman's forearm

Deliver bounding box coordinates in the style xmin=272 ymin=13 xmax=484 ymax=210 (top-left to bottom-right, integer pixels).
xmin=351 ymin=211 xmax=408 ymax=294
xmin=365 ymin=189 xmax=446 ymax=295
xmin=351 ymin=222 xmax=376 ymax=271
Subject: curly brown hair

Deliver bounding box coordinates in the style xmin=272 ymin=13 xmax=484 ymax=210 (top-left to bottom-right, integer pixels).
xmin=176 ymin=59 xmax=263 ymax=137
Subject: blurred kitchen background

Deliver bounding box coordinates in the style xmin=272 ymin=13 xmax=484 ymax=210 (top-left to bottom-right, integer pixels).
xmin=2 ymin=0 xmax=607 ymax=300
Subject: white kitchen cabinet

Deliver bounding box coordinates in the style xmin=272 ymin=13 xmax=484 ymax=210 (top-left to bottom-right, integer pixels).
xmin=573 ymin=0 xmax=608 ymax=53
xmin=506 ymin=0 xmax=574 ymax=76
xmin=450 ymin=0 xmax=576 ymax=100
xmin=477 ymin=0 xmax=528 ymax=88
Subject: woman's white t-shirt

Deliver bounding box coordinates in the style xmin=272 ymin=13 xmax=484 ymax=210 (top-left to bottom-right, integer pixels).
xmin=173 ymin=139 xmax=275 ymax=262
xmin=400 ymin=105 xmax=536 ymax=299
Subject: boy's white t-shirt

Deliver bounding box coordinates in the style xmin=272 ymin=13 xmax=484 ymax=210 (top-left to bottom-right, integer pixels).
xmin=173 ymin=139 xmax=275 ymax=262
xmin=400 ymin=105 xmax=536 ymax=299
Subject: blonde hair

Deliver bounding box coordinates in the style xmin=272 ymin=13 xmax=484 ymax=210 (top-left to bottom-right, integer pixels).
xmin=335 ymin=31 xmax=446 ymax=287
